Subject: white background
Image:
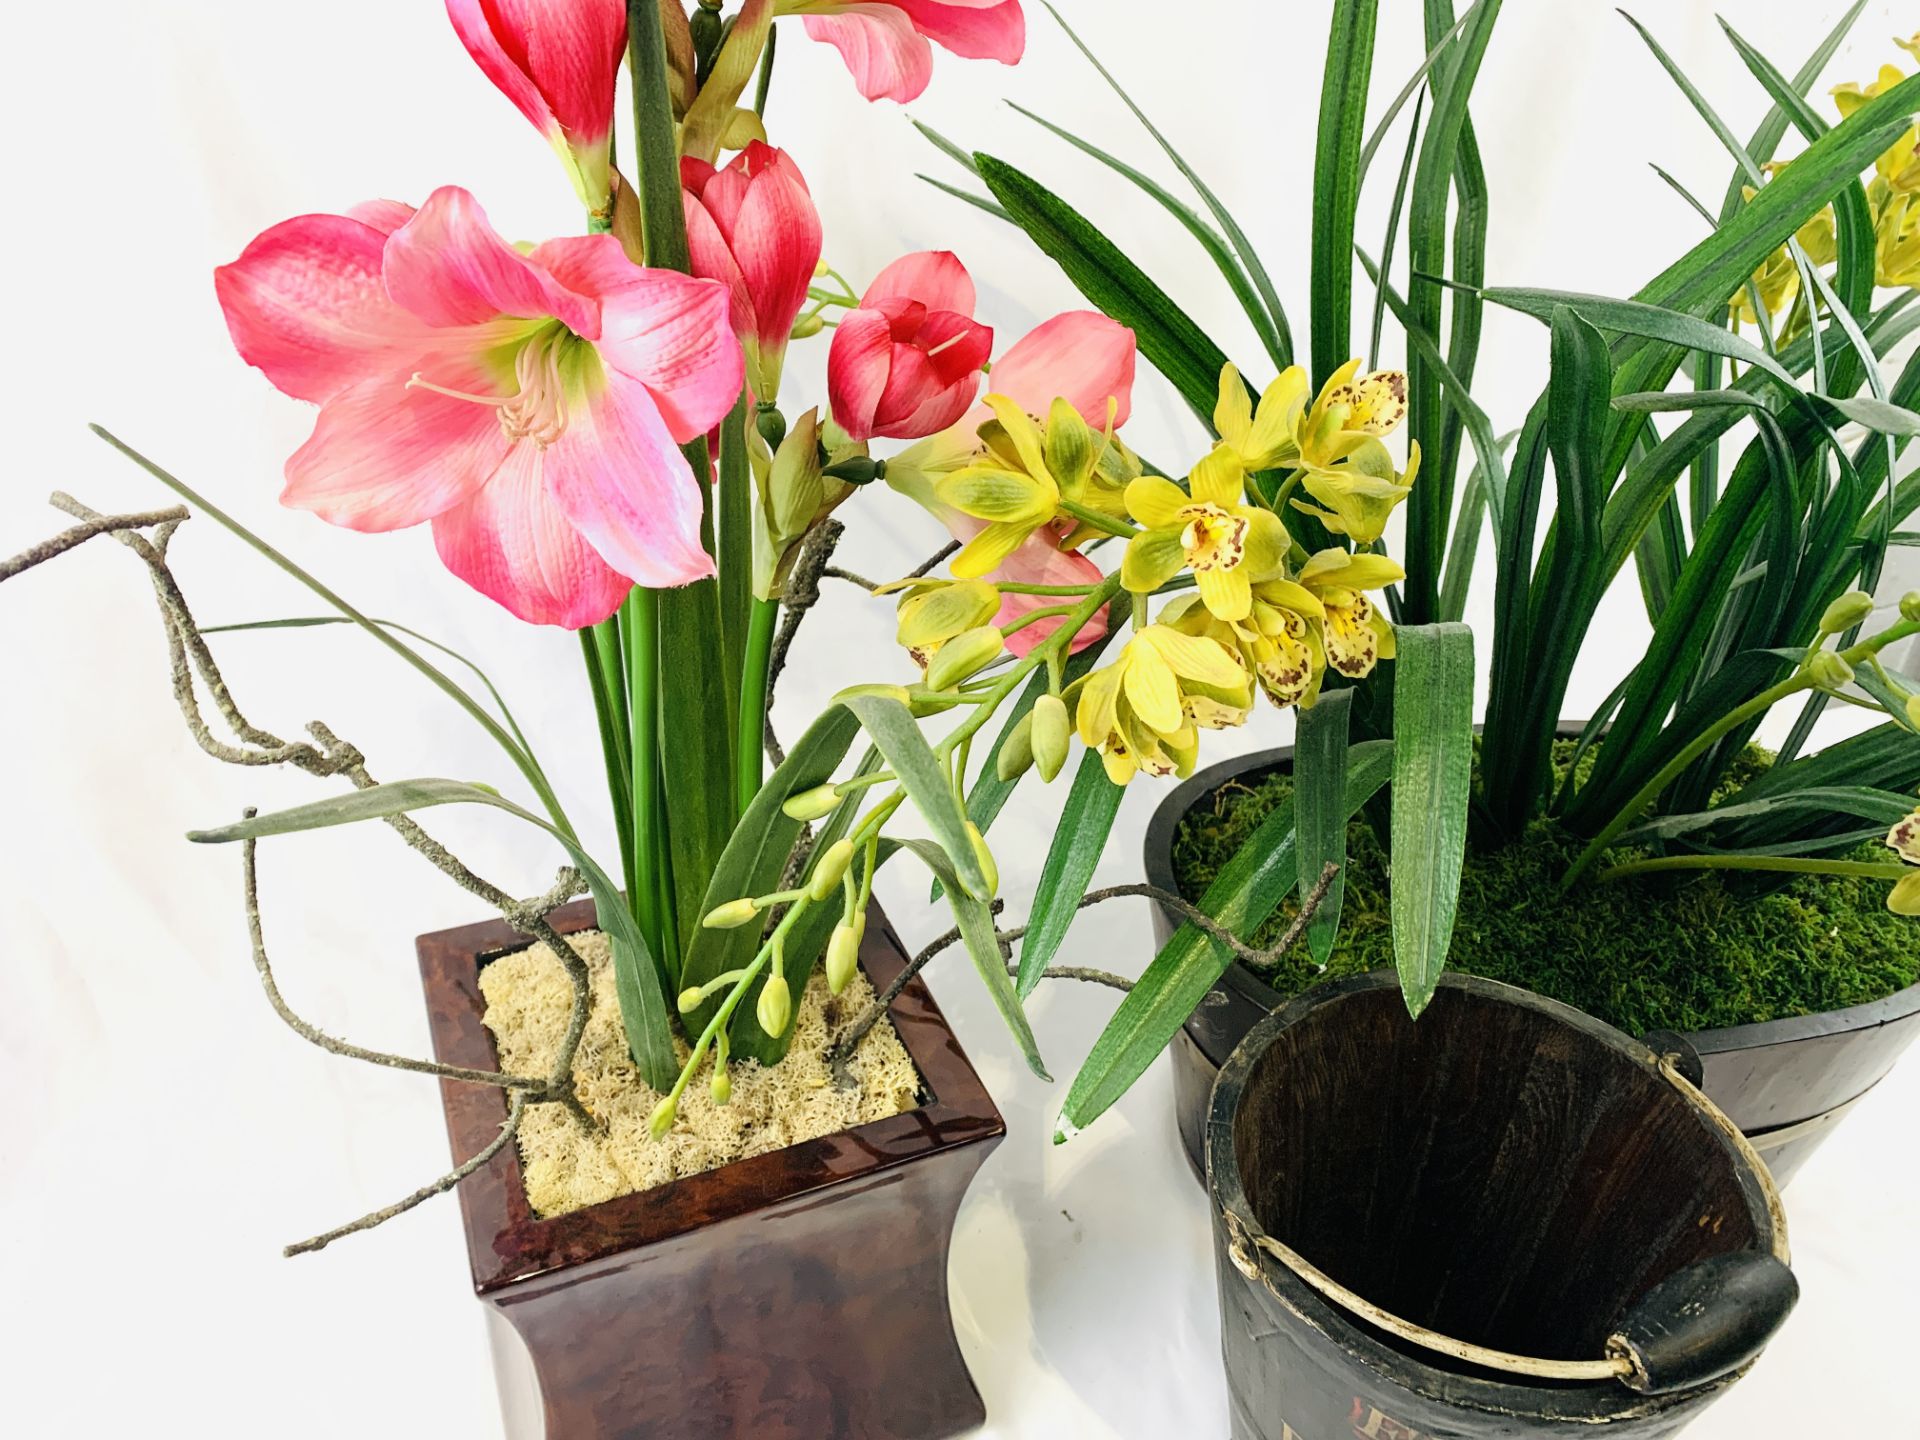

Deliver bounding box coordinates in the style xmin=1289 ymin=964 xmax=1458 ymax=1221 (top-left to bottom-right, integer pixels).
xmin=3 ymin=1 xmax=1918 ymax=1435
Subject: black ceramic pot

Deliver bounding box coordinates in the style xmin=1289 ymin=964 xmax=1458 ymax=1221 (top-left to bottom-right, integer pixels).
xmin=1149 ymin=744 xmax=1920 ymax=1189
xmin=1209 ymin=971 xmax=1797 ymax=1439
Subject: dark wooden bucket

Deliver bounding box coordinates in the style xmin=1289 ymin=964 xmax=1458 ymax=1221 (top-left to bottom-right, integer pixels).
xmin=1209 ymin=972 xmax=1796 ymax=1439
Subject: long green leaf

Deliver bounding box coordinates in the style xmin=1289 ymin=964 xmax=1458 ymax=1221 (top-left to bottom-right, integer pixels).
xmin=716 ymin=394 xmax=752 ymax=769
xmin=189 ymin=779 xmax=678 ymax=1089
xmin=1041 ymin=1 xmax=1292 ymax=366
xmin=678 ymin=706 xmax=862 ymax=1047
xmin=973 ymin=153 xmax=1236 ymax=423
xmin=1295 ymin=688 xmax=1354 ymax=964
xmin=1618 ymin=785 xmax=1915 ymax=845
xmin=1390 ymin=624 xmax=1475 ymax=1018
xmin=1008 ymin=102 xmax=1287 ymax=370
xmin=840 ymin=693 xmax=990 ymax=896
xmin=1016 ymin=750 xmax=1125 ymax=998
xmin=656 ymin=560 xmax=735 ymax=961
xmin=1481 ymin=286 xmax=1796 ymax=387
xmin=897 ymin=837 xmax=1048 ymax=1079
xmin=1057 ymin=741 xmax=1394 ymax=1139
xmin=1312 ymin=0 xmax=1380 ymax=383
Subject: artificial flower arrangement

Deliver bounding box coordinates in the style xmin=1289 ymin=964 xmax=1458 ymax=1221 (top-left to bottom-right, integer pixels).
xmin=4 ymin=0 xmax=1462 ymax=1267
xmin=900 ymin=0 xmax=1920 ymax=1147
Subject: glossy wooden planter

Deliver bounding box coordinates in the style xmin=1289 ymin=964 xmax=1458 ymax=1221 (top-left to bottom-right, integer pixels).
xmin=1147 ymin=744 xmax=1920 ymax=1190
xmin=418 ymin=899 xmax=1003 ymax=1440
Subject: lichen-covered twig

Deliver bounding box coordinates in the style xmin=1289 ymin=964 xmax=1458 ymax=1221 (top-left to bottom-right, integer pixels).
xmin=284 ymin=1091 xmax=529 ymax=1258
xmin=0 ymin=505 xmax=189 ymax=582
xmin=8 ymin=493 xmax=606 ymax=1248
xmin=762 ymin=519 xmax=846 ymax=767
xmin=829 ymin=866 xmax=1341 ymax=1063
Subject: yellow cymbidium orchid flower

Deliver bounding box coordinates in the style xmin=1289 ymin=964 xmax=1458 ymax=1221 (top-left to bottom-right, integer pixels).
xmin=1297 ymin=358 xmax=1410 ymax=470
xmin=1888 ymin=806 xmax=1920 ymax=915
xmin=1072 ymin=624 xmax=1251 ymax=783
xmin=1836 ymin=60 xmax=1920 ymax=193
xmin=935 ymin=394 xmax=1133 ymax=577
xmin=1215 ymin=362 xmax=1310 ymax=470
xmin=1120 ymin=447 xmax=1288 ymax=621
xmin=1162 ymin=593 xmax=1322 ymax=711
xmin=1292 ymin=438 xmax=1419 ymax=547
xmin=1286 ymin=548 xmax=1402 ymax=680
xmin=1728 ymin=182 xmax=1838 ymax=325
xmin=1877 ymin=190 xmax=1920 ymax=287
xmin=894 ymin=578 xmax=1002 ymax=669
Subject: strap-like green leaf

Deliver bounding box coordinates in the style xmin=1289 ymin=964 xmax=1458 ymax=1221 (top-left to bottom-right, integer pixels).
xmin=1017 ymin=750 xmax=1124 ymax=998
xmin=973 ymin=153 xmax=1235 ymax=423
xmin=897 ymin=837 xmax=1048 ymax=1080
xmin=188 ymin=779 xmax=679 ymax=1090
xmin=1311 ymin=0 xmax=1379 ymax=383
xmin=840 ymin=693 xmax=989 ymax=896
xmin=1295 ymin=689 xmax=1354 ymax=964
xmin=1057 ymin=741 xmax=1394 ymax=1139
xmin=1390 ymin=624 xmax=1476 ymax=1018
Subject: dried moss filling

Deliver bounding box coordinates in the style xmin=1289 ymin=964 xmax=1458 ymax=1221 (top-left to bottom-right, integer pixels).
xmin=1172 ymin=745 xmax=1917 ymax=1035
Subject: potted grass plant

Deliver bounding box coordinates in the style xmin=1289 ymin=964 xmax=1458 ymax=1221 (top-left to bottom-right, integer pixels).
xmin=910 ymin=0 xmax=1920 ymax=1176
xmin=2 ymin=2 xmax=1477 ymax=1434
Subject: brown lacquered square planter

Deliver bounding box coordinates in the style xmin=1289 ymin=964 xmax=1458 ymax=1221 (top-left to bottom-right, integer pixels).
xmin=417 ymin=898 xmax=1004 ymax=1440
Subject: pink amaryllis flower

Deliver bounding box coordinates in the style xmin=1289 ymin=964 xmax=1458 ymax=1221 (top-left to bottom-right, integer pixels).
xmin=828 ymin=251 xmax=994 ymax=442
xmin=682 ymin=142 xmax=824 ymax=404
xmin=779 ymin=1 xmax=1025 ymax=103
xmin=886 ymin=311 xmax=1137 ymax=655
xmin=215 ymin=186 xmax=743 ymax=628
xmin=445 ymin=0 xmax=627 ymax=211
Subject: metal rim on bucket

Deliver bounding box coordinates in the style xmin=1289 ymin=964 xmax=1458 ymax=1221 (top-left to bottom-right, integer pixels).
xmin=1207 ymin=970 xmax=1794 ymax=1423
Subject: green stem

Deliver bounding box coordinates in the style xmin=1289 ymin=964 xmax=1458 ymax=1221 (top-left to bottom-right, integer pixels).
xmin=993 ymin=580 xmax=1102 ymax=596
xmin=1056 ymin=497 xmax=1138 ymax=539
xmin=1000 ymin=604 xmax=1077 ymax=636
xmin=938 ymin=577 xmax=1123 ymax=756
xmin=1597 ymin=854 xmax=1909 ymax=883
xmin=625 ymin=588 xmax=665 ymax=960
xmin=92 ymin=428 xmax=578 ymax=840
xmin=581 ymin=627 xmax=636 ymax=901
xmin=737 ymin=596 xmax=779 ymax=815
xmin=753 ymin=21 xmax=778 ymax=116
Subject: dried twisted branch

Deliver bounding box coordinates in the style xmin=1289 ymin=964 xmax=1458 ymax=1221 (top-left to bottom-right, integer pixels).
xmin=829 ymin=866 xmax=1341 ymax=1063
xmin=8 ymin=493 xmax=605 ymax=1252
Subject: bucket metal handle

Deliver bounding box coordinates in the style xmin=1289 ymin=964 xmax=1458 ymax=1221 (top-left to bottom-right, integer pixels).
xmin=1225 ymin=1055 xmax=1799 ymax=1396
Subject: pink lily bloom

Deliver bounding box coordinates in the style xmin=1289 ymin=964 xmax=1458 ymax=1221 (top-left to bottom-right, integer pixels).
xmin=445 ymin=0 xmax=627 ymax=211
xmin=887 ymin=311 xmax=1137 ymax=656
xmin=682 ymin=142 xmax=824 ymax=404
xmin=828 ymin=251 xmax=994 ymax=441
xmin=215 ymin=186 xmax=743 ymax=629
xmin=780 ymin=0 xmax=1025 ymax=103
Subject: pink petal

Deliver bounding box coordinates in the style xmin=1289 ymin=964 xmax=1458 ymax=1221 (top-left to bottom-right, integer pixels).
xmin=730 ymin=144 xmax=823 ymax=346
xmin=694 ymin=165 xmax=753 ymax=247
xmin=895 ymin=0 xmax=1025 ymax=62
xmin=382 ymin=186 xmax=601 ymax=335
xmin=827 ymin=307 xmax=895 ymax=440
xmin=682 ymin=191 xmax=756 ymax=339
xmin=872 ymin=366 xmax=981 ymax=440
xmin=215 ymin=212 xmax=431 ymax=404
xmin=526 ymin=242 xmax=742 ymax=443
xmin=861 ymin=248 xmax=976 ymax=314
xmin=542 ymin=367 xmax=715 ymax=589
xmin=444 ymin=0 xmax=625 ymax=148
xmin=990 ymin=533 xmax=1108 ymax=656
xmin=679 ymin=155 xmax=719 ymax=199
xmin=347 ymin=199 xmax=418 ymax=236
xmin=283 ymin=358 xmax=510 ymax=531
xmin=803 ymin=9 xmax=935 ymax=103
xmin=431 ymin=443 xmax=632 ymax=629
xmin=988 ymin=311 xmax=1137 ymax=427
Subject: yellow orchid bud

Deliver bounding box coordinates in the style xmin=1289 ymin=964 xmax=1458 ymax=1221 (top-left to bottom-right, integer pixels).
xmin=1902 ymin=591 xmax=1920 ymax=623
xmin=710 ymin=1063 xmax=733 ymax=1106
xmin=996 ymin=711 xmax=1037 ymax=782
xmin=1032 ymin=694 xmax=1072 ymax=782
xmin=1907 ymin=694 xmax=1920 ymax=730
xmin=648 ymin=1096 xmax=678 ymax=1141
xmin=966 ymin=822 xmax=1000 ymax=898
xmin=1890 ymin=871 xmax=1920 ymax=917
xmin=789 ymin=313 xmax=825 ymax=340
xmin=925 ymin=625 xmax=1006 ymax=691
xmin=782 ymin=784 xmax=842 ymax=822
xmin=677 ymin=987 xmax=704 ymax=1014
xmin=1820 ymin=590 xmax=1875 ymax=633
xmin=1806 ymin=650 xmax=1855 ymax=689
xmin=756 ymin=972 xmax=794 ymax=1038
xmin=908 ymin=688 xmax=963 ymax=717
xmin=703 ymin=897 xmax=762 ymax=930
xmin=897 ymin=581 xmax=1002 ymax=667
xmin=809 ymin=838 xmax=856 ymax=901
xmin=826 ymin=921 xmax=861 ymax=994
